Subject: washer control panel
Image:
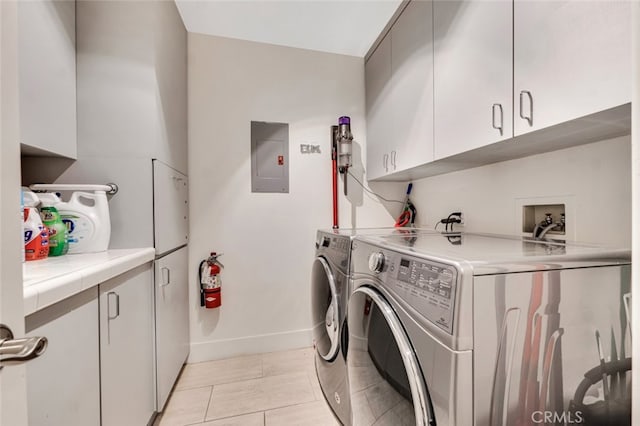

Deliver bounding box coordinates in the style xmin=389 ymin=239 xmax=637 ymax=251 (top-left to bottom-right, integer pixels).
xmin=389 ymin=255 xmax=457 ymax=334
xmin=318 ymin=235 xmax=350 ymax=255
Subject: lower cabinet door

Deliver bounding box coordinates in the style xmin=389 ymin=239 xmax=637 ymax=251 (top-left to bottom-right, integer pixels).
xmin=26 ymin=288 xmax=101 ymax=426
xmin=99 ymin=263 xmax=155 ymax=426
xmin=155 ymin=246 xmax=190 ymax=411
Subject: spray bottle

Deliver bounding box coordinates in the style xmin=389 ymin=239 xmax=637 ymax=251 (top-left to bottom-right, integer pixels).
xmin=39 ymin=193 xmax=69 ymax=257
xmin=22 ymin=189 xmax=49 ymax=261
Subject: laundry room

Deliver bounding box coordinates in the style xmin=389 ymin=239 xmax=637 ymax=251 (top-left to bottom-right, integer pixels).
xmin=1 ymin=0 xmax=638 ymax=425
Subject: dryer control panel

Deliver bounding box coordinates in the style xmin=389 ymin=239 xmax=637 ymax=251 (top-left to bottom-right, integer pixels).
xmin=370 ymin=251 xmax=457 ymax=335
xmin=393 ymin=256 xmax=457 ymax=334
xmin=316 ymin=233 xmax=351 ymax=272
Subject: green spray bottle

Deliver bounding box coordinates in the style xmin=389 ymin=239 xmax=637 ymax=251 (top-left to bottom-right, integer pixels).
xmin=39 ymin=193 xmax=69 ymax=256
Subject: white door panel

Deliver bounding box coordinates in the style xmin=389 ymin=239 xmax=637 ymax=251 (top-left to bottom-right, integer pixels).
xmin=391 ymin=0 xmax=434 ymax=172
xmin=1 ymin=2 xmax=29 ymax=423
xmin=155 ymin=247 xmax=189 ymax=410
xmin=434 ymin=0 xmax=513 ymax=159
xmin=365 ymin=35 xmax=392 ymax=180
xmin=153 ymin=159 xmax=188 ymax=254
xmin=514 ymin=0 xmax=631 ymax=135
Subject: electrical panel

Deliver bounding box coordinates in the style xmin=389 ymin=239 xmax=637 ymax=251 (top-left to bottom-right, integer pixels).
xmin=251 ymin=121 xmax=289 ymax=193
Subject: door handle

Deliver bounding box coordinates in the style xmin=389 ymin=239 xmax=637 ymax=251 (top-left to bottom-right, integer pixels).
xmin=0 ymin=324 xmax=47 ymax=368
xmin=492 ymin=103 xmax=504 ymax=135
xmin=383 ymin=154 xmax=389 ymax=172
xmin=519 ymin=90 xmax=533 ymax=126
xmin=161 ymin=267 xmax=171 ymax=287
xmin=107 ymin=291 xmax=120 ymax=320
xmin=390 ymin=151 xmax=397 ymax=170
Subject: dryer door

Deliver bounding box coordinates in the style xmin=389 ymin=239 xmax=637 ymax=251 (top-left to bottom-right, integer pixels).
xmin=347 ymin=285 xmax=435 ymax=426
xmin=311 ymin=256 xmax=340 ymax=361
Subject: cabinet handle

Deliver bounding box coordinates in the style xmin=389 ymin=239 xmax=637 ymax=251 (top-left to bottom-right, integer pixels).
xmin=161 ymin=267 xmax=171 ymax=287
xmin=383 ymin=154 xmax=389 ymax=172
xmin=390 ymin=151 xmax=396 ymax=170
xmin=492 ymin=103 xmax=504 ymax=134
xmin=519 ymin=90 xmax=533 ymax=126
xmin=107 ymin=292 xmax=120 ymax=320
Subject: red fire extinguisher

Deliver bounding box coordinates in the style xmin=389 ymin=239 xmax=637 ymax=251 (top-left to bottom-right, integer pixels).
xmin=199 ymin=252 xmax=223 ymax=309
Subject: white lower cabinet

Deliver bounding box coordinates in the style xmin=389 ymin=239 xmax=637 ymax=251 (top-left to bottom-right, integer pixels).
xmin=99 ymin=264 xmax=155 ymax=426
xmin=155 ymin=247 xmax=190 ymax=411
xmin=25 ymin=262 xmax=155 ymax=426
xmin=26 ymin=289 xmax=101 ymax=426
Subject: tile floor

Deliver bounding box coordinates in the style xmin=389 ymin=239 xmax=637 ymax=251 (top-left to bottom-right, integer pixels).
xmin=154 ymin=347 xmax=340 ymax=426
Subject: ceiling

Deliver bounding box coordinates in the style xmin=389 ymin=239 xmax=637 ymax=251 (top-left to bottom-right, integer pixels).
xmin=174 ymin=0 xmax=403 ymax=57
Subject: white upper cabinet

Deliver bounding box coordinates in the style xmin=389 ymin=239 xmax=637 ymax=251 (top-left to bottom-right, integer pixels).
xmin=513 ymin=0 xmax=631 ymax=136
xmin=391 ymin=0 xmax=434 ymax=172
xmin=18 ymin=0 xmax=77 ymax=159
xmin=365 ymin=0 xmax=631 ymax=180
xmin=365 ymin=0 xmax=434 ymax=180
xmin=434 ymin=0 xmax=513 ymax=160
xmin=365 ymin=35 xmax=393 ymax=180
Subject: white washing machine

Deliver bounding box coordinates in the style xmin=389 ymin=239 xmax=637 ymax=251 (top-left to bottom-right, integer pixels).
xmin=347 ymin=231 xmax=631 ymax=425
xmin=311 ymin=228 xmax=436 ymax=424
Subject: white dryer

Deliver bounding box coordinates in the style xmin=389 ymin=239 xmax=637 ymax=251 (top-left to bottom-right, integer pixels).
xmin=348 ymin=231 xmax=631 ymax=425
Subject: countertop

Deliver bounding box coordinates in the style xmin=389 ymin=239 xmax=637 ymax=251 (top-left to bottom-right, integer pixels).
xmin=23 ymin=248 xmax=156 ymax=315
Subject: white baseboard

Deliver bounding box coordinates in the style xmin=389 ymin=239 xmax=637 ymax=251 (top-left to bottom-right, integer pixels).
xmin=188 ymin=328 xmax=313 ymax=363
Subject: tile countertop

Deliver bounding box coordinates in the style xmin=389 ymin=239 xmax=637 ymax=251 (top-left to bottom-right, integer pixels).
xmin=23 ymin=248 xmax=156 ymax=316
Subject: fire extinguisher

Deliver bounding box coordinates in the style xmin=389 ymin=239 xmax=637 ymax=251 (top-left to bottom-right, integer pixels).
xmin=199 ymin=252 xmax=223 ymax=309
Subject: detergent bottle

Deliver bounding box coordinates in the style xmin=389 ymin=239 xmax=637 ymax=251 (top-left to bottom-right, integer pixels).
xmin=22 ymin=189 xmax=49 ymax=261
xmin=39 ymin=193 xmax=69 ymax=257
xmin=55 ymin=191 xmax=111 ymax=253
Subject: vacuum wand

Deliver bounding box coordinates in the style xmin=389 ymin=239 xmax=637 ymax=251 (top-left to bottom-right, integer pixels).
xmin=337 ymin=116 xmax=353 ymax=196
xmin=331 ymin=125 xmax=339 ymax=229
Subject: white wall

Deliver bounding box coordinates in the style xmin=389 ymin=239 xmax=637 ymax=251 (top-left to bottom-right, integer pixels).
xmin=188 ymin=33 xmax=399 ymax=362
xmin=408 ymin=135 xmax=631 ymax=247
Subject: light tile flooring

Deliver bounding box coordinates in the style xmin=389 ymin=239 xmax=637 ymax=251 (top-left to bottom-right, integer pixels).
xmin=154 ymin=347 xmax=340 ymax=426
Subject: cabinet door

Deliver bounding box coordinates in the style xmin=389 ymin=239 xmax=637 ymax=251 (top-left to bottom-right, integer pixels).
xmin=434 ymin=0 xmax=512 ymax=160
xmin=365 ymin=34 xmax=393 ymax=180
xmin=26 ymin=289 xmax=100 ymax=426
xmin=514 ymin=0 xmax=631 ymax=136
xmin=155 ymin=247 xmax=190 ymax=410
xmin=18 ymin=0 xmax=76 ymax=158
xmin=100 ymin=264 xmax=155 ymax=426
xmin=153 ymin=159 xmax=189 ymax=255
xmin=391 ymin=0 xmax=434 ymax=172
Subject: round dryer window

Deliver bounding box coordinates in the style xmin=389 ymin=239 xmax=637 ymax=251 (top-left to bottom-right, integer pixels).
xmin=311 ymin=257 xmax=340 ymax=361
xmin=347 ymin=286 xmax=435 ymax=426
